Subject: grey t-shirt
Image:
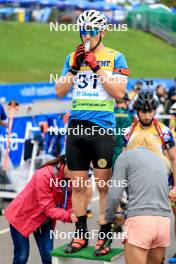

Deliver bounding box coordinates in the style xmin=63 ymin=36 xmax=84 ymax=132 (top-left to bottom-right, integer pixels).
xmin=105 ymin=147 xmax=171 ymax=223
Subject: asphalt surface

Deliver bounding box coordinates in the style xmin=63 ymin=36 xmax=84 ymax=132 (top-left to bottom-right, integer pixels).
xmin=0 ymin=193 xmax=176 ymax=264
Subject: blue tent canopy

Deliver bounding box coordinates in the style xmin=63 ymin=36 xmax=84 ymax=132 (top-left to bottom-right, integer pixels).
xmin=72 ymin=0 xmax=91 ymax=9
xmin=0 ymin=0 xmax=19 ymax=4
xmin=19 ymin=0 xmax=38 ymax=6
xmin=57 ymin=0 xmax=119 ymax=11
xmin=91 ymin=1 xmax=119 ymax=11
xmin=0 ymin=0 xmax=7 ymax=4
xmin=57 ymin=0 xmax=75 ymax=9
xmin=0 ymin=0 xmax=121 ymax=11
xmin=39 ymin=0 xmax=57 ymax=7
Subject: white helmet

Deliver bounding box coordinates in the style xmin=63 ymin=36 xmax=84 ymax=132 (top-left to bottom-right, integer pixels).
xmin=77 ymin=9 xmax=107 ymax=31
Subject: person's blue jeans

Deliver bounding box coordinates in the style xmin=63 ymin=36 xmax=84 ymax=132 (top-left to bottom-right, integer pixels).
xmin=10 ymin=219 xmax=53 ymax=264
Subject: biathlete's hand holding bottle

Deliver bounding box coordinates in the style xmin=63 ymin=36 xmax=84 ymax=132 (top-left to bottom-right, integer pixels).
xmin=84 ymin=51 xmax=100 ymax=73
xmin=69 ymin=44 xmax=85 ymax=75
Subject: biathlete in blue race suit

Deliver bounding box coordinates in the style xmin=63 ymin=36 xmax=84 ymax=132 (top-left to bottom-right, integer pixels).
xmin=56 ymin=9 xmax=130 ymax=256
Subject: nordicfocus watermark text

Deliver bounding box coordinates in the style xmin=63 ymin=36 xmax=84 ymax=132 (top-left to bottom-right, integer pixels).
xmin=49 ymin=125 xmax=126 ymax=136
xmin=50 ymin=74 xmax=127 ymax=85
xmin=50 ymin=229 xmax=128 ymax=240
xmin=49 ymin=22 xmax=128 ymax=32
xmin=50 ymin=178 xmax=127 ymax=189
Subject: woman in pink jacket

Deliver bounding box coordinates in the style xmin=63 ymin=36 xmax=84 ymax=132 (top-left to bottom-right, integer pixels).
xmin=5 ymin=155 xmax=77 ymax=264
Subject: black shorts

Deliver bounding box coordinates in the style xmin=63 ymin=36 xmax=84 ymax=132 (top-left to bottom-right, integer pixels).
xmin=66 ymin=120 xmax=115 ymax=171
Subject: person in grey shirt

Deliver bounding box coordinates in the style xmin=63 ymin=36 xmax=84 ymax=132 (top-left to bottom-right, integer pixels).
xmin=105 ymin=132 xmax=171 ymax=264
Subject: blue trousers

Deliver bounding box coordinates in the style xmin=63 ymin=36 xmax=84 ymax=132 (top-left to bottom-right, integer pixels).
xmin=10 ymin=220 xmax=53 ymax=264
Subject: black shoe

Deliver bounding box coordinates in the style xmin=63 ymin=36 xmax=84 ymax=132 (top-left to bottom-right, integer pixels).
xmin=94 ymin=238 xmax=112 ymax=256
xmin=64 ymin=238 xmax=88 ymax=253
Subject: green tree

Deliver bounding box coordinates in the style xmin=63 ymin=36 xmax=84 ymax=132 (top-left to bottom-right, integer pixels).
xmin=160 ymin=0 xmax=176 ymax=7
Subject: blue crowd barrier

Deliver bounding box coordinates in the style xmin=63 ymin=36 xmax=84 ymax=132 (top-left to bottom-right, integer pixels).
xmin=0 ymin=79 xmax=174 ymax=104
xmin=0 ymin=113 xmax=65 ymax=167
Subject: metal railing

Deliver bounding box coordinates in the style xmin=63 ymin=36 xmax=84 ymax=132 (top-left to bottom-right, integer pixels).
xmin=148 ymin=17 xmax=176 ymax=46
xmin=130 ymin=15 xmax=176 ymax=46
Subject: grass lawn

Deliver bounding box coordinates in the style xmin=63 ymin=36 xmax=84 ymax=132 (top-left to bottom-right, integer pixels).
xmin=0 ymin=22 xmax=176 ymax=83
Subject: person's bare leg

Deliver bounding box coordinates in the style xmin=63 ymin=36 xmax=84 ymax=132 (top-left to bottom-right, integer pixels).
xmin=147 ymin=247 xmax=166 ymax=264
xmin=87 ymin=161 xmax=93 ymax=207
xmin=86 ymin=182 xmax=93 ymax=208
xmin=94 ymin=168 xmax=111 ymax=224
xmin=172 ymin=205 xmax=176 ymax=238
xmin=124 ymin=243 xmax=148 ymax=264
xmin=86 ymin=180 xmax=93 ymax=217
xmin=64 ymin=170 xmax=89 ymax=253
xmin=93 ymin=168 xmax=112 ymax=256
xmin=70 ymin=171 xmax=88 ymax=216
